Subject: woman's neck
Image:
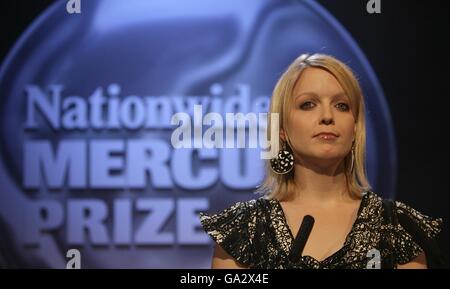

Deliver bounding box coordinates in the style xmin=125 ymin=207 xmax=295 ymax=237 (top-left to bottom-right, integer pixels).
xmin=289 ymin=160 xmax=351 ymax=205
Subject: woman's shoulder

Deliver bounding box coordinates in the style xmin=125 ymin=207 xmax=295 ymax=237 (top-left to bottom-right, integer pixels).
xmin=393 ymin=199 xmax=443 ymax=239
xmin=200 ymin=196 xmax=273 ymax=220
xmin=365 ymin=190 xmax=444 ymax=266
xmin=199 ymin=197 xmax=273 ymax=267
xmin=199 ymin=197 xmax=273 ymax=231
xmin=362 ymin=190 xmax=443 ymax=233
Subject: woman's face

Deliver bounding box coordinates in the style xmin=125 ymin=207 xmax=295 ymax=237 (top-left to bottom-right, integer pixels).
xmin=282 ymin=67 xmax=356 ymax=166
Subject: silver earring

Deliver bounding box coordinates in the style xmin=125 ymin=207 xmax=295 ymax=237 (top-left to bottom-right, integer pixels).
xmin=270 ymin=142 xmax=294 ymax=175
xmin=350 ymin=144 xmax=355 ymax=173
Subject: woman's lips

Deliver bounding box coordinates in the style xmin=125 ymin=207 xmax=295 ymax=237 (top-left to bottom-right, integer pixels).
xmin=315 ymin=133 xmax=338 ymax=141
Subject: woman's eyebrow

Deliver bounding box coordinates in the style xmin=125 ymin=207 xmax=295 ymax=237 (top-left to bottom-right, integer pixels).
xmin=294 ymin=92 xmax=319 ymax=100
xmin=294 ymin=91 xmax=346 ymax=101
xmin=332 ymin=92 xmax=348 ymax=100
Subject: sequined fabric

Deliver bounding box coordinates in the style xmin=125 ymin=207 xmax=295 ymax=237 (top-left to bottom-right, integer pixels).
xmin=199 ymin=191 xmax=443 ymax=269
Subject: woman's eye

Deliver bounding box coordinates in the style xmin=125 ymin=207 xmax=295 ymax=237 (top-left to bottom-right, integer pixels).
xmin=336 ymin=102 xmax=350 ymax=111
xmin=300 ymin=101 xmax=315 ymax=110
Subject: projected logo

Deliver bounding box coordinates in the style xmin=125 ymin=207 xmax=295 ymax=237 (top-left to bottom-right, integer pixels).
xmin=0 ymin=0 xmax=396 ymax=268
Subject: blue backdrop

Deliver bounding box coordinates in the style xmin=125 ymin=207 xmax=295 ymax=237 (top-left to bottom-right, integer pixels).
xmin=0 ymin=0 xmax=396 ymax=268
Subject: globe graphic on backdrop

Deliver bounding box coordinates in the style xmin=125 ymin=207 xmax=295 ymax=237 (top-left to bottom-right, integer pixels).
xmin=0 ymin=0 xmax=396 ymax=268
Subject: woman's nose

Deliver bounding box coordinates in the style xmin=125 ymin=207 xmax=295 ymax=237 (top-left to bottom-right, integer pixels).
xmin=320 ymin=107 xmax=334 ymax=125
xmin=321 ymin=117 xmax=334 ymax=125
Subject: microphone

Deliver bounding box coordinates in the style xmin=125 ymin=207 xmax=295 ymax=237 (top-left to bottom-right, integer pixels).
xmin=289 ymin=215 xmax=315 ymax=263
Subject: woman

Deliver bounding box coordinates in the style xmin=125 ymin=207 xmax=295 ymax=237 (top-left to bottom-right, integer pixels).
xmin=199 ymin=53 xmax=444 ymax=269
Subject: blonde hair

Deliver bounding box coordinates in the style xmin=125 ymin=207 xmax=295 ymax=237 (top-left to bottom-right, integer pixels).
xmin=257 ymin=53 xmax=371 ymax=201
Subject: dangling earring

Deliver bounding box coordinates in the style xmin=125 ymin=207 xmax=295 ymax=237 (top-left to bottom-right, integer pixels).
xmin=350 ymin=143 xmax=355 ymax=173
xmin=270 ymin=142 xmax=294 ymax=175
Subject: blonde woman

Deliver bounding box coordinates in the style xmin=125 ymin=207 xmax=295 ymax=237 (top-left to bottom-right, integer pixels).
xmin=199 ymin=53 xmax=444 ymax=269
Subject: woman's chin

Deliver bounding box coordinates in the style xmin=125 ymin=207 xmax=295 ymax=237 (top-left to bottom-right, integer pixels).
xmin=314 ymin=146 xmax=342 ymax=157
xmin=297 ymin=147 xmax=346 ymax=163
xmin=309 ymin=150 xmax=344 ymax=162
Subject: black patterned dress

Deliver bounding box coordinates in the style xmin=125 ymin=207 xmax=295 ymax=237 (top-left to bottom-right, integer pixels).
xmin=199 ymin=191 xmax=444 ymax=269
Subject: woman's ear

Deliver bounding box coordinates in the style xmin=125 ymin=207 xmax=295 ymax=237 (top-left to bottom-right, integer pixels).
xmin=280 ymin=128 xmax=286 ymax=142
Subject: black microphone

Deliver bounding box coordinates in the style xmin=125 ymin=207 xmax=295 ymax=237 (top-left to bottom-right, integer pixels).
xmin=289 ymin=215 xmax=315 ymax=263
